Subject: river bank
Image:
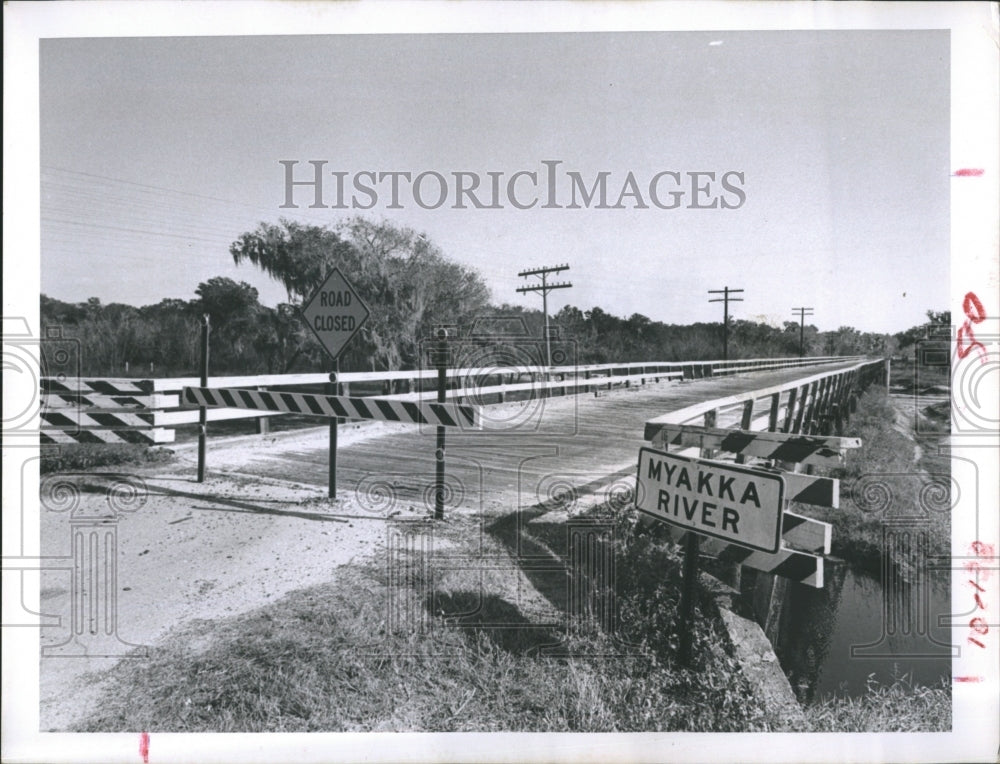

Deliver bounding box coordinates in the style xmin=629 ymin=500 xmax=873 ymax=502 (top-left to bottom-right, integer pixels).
xmin=774 ymin=374 xmax=952 ymax=707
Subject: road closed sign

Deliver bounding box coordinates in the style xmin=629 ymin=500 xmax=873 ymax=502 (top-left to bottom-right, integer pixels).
xmin=301 ymin=268 xmax=370 ymax=360
xmin=635 ymin=447 xmax=784 ymax=553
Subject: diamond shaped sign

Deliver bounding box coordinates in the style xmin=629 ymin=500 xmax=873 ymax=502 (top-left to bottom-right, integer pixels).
xmin=300 ymin=268 xmax=370 ymax=360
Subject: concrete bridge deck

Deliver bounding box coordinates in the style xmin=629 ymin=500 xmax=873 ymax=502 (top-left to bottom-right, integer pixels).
xmin=191 ymin=360 xmax=864 ymax=514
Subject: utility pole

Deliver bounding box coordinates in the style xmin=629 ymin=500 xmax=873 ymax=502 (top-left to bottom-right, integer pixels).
xmin=707 ymin=286 xmax=744 ymax=361
xmin=792 ymin=307 xmax=814 ymax=358
xmin=516 ymin=264 xmax=572 ymax=368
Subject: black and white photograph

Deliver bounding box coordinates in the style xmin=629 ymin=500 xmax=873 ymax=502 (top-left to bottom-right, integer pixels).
xmin=3 ymin=3 xmax=998 ymax=763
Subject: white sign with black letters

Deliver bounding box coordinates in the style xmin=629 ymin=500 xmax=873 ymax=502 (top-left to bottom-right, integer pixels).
xmin=636 ymin=447 xmax=785 ymax=553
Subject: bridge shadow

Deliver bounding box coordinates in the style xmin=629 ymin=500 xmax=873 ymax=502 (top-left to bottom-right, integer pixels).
xmin=426 ymin=590 xmax=562 ymax=655
xmin=134 ymin=482 xmax=353 ymax=524
xmin=483 ymin=469 xmax=630 ymax=622
xmin=144 ymin=476 xmax=424 ymax=521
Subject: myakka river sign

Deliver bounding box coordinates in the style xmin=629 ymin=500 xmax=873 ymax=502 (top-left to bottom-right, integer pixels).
xmin=636 ymin=447 xmax=785 ymax=553
xmin=301 ymin=268 xmax=370 ymax=360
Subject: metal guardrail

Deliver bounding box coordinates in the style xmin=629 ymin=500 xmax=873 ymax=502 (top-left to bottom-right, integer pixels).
xmin=40 ymin=355 xmax=870 ymax=444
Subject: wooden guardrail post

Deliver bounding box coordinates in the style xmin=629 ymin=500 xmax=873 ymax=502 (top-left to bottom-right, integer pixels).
xmin=782 ymin=387 xmax=798 ymax=433
xmin=811 ymin=378 xmax=825 ymax=435
xmin=804 ymin=380 xmax=821 ymax=434
xmin=768 ymin=392 xmax=782 ymax=433
xmin=434 ymin=329 xmax=448 ymax=520
xmin=838 ymin=371 xmax=850 ymax=425
xmin=847 ymin=369 xmax=858 ymax=413
xmin=255 ymin=386 xmax=270 ymax=435
xmin=821 ymin=376 xmax=836 ymax=432
xmin=819 ymin=376 xmax=837 ymax=435
xmin=833 ymin=372 xmax=849 ymax=435
xmin=794 ymin=382 xmax=816 ymax=435
xmin=791 ymin=384 xmax=808 ymax=434
xmin=736 ymin=400 xmax=754 ymax=462
xmin=728 ymin=401 xmax=757 ymax=589
xmin=327 ymin=362 xmax=339 ymax=500
xmin=196 ymin=314 xmax=210 ymax=483
xmin=761 ymin=569 xmax=788 ymax=647
xmin=827 ymin=379 xmax=841 ymax=436
xmin=840 ymin=370 xmax=854 ymax=427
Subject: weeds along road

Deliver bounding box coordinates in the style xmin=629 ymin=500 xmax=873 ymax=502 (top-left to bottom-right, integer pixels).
xmin=39 ymin=361 xmax=859 ymax=730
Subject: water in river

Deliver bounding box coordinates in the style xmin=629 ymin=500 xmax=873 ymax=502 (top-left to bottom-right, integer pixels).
xmin=774 ymin=561 xmax=953 ymax=702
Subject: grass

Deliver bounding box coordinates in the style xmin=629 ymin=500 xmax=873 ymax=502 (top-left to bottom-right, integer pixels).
xmin=890 ymin=359 xmax=950 ymax=394
xmin=803 ymin=674 xmax=951 ymax=732
xmin=74 ymin=511 xmax=780 ymax=733
xmin=797 ymin=387 xmax=950 ymax=579
xmin=40 ymin=443 xmax=175 ymax=474
xmin=68 ymin=497 xmax=950 ymax=733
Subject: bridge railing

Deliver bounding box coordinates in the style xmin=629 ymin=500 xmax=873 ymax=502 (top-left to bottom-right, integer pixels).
xmin=643 ymin=357 xmax=888 ymax=446
xmin=39 ymin=355 xmax=869 ymax=445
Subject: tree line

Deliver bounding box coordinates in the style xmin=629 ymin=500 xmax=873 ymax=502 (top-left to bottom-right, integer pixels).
xmin=40 ymin=217 xmax=939 ymax=378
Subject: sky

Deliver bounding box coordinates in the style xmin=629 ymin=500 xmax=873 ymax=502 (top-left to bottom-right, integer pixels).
xmin=39 ymin=30 xmax=950 ymax=335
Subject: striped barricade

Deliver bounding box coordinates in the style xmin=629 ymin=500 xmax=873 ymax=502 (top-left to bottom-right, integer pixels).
xmin=40 ymin=427 xmax=174 ymax=445
xmin=654 ymin=521 xmax=825 ymax=588
xmin=42 ymin=378 xmax=154 ymax=396
xmin=766 ymin=468 xmax=839 ymax=508
xmin=39 ymin=410 xmax=173 ymax=445
xmin=777 ymin=511 xmax=831 ymax=555
xmin=40 ymin=378 xmax=173 ymax=444
xmin=181 ymin=386 xmax=482 ymax=429
xmin=646 ymin=424 xmax=861 ymax=468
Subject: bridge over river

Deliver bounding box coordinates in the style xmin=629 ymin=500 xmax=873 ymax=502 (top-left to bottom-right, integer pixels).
xmin=175 ymin=358 xmax=869 ymax=513
xmin=37 ymin=357 xmax=886 ymax=730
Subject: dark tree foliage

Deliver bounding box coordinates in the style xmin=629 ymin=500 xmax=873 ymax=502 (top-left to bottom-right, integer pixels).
xmin=891 ymin=310 xmax=952 ymax=367
xmin=231 ymin=217 xmax=491 ymax=371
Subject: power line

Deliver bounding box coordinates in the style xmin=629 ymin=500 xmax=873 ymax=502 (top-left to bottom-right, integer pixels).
xmin=516 ymin=264 xmax=572 ymax=368
xmin=708 ymin=286 xmax=744 ymax=361
xmin=792 ymin=306 xmax=815 ymax=358
xmin=42 ymin=165 xmax=329 ymax=223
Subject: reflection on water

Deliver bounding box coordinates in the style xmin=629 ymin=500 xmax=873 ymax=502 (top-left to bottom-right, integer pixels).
xmin=775 ymin=562 xmax=952 ymax=702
